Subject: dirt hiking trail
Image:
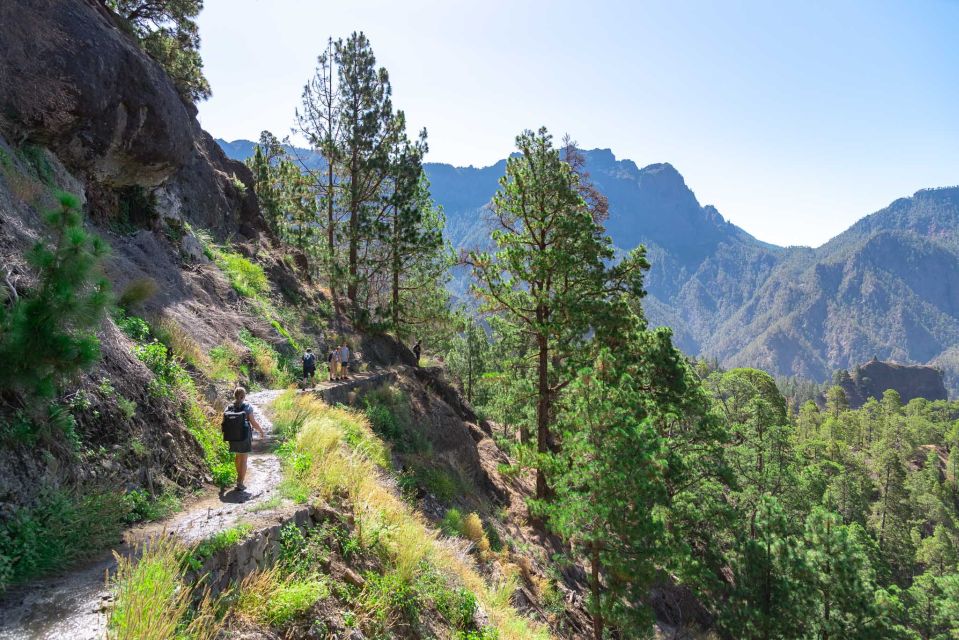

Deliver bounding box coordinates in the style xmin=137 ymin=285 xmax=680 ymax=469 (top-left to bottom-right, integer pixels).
xmin=0 ymin=372 xmax=392 ymax=640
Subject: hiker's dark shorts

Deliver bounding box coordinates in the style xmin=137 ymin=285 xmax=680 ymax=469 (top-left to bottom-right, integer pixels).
xmin=304 ymin=365 xmax=316 ymax=377
xmin=229 ymin=427 xmax=252 ymax=454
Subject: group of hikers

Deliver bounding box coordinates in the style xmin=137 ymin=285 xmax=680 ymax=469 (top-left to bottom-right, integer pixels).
xmin=223 ymin=338 xmax=422 ymax=494
xmin=301 ymin=342 xmax=352 ymax=386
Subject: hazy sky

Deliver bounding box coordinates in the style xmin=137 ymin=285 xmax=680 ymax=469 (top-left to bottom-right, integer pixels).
xmin=197 ymin=0 xmax=959 ymax=248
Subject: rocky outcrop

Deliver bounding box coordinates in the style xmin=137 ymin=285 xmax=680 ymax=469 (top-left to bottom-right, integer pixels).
xmin=838 ymin=358 xmax=948 ymax=408
xmin=0 ymin=0 xmax=193 ymax=186
xmin=0 ymin=0 xmax=267 ymax=241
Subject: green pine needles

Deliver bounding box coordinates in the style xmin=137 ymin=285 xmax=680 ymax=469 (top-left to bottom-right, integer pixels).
xmin=0 ymin=191 xmax=110 ymax=402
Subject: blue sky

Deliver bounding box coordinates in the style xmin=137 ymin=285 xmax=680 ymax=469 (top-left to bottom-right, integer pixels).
xmin=197 ymin=0 xmax=959 ymax=248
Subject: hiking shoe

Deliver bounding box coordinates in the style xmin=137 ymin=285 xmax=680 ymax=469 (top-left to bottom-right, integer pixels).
xmin=235 ymin=482 xmax=246 ymax=492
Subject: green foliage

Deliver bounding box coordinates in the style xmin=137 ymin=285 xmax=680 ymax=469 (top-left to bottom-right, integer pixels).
xmin=122 ymin=489 xmax=181 ymax=524
xmin=469 ymin=127 xmax=647 ymax=499
xmin=18 ymin=144 xmax=54 ymax=185
xmin=238 ymin=329 xmax=294 ymax=387
xmin=0 ymin=192 xmax=110 ymax=403
xmin=0 ymin=489 xmax=127 ymax=589
xmin=127 ymin=319 xmax=235 ymax=487
xmin=188 ymin=523 xmax=252 ymax=566
xmin=441 ymin=508 xmax=464 ymax=537
xmin=215 ymin=249 xmax=268 ymax=298
xmin=108 ymin=0 xmax=210 ymax=102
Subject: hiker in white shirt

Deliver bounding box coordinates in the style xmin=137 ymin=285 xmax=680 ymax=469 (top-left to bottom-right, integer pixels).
xmin=338 ymin=343 xmax=350 ymax=380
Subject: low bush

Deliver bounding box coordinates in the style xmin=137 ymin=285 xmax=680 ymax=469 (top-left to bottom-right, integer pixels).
xmin=188 ymin=523 xmax=252 ymax=567
xmin=122 ymin=489 xmax=181 ymax=524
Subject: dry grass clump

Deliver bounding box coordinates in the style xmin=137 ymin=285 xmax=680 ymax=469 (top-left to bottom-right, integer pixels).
xmin=268 ymin=390 xmax=550 ymax=640
xmin=107 ymin=536 xmax=220 ymax=640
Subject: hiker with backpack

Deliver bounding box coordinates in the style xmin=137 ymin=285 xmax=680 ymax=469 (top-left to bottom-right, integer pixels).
xmin=412 ymin=339 xmax=421 ymax=366
xmin=328 ymin=345 xmax=338 ymax=381
xmin=221 ymin=386 xmax=265 ymax=492
xmin=302 ymin=347 xmax=317 ymax=386
xmin=338 ymin=342 xmax=350 ymax=380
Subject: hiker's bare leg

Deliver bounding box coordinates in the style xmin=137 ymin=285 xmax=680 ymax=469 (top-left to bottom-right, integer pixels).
xmin=235 ymin=453 xmax=247 ymax=484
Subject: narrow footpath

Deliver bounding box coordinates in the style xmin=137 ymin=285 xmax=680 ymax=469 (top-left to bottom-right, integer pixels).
xmin=0 ymin=371 xmax=393 ymax=640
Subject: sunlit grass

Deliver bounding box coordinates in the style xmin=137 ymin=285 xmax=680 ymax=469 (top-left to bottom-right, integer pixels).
xmin=107 ymin=537 xmax=220 ymax=640
xmin=268 ymin=390 xmax=550 ymax=640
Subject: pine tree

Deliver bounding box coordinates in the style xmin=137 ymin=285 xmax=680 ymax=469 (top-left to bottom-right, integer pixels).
xmin=107 ymin=0 xmax=211 ymax=101
xmin=295 ymin=39 xmax=344 ymax=307
xmin=0 ymin=192 xmax=110 ymax=402
xmin=335 ymin=32 xmax=404 ymax=321
xmin=469 ymin=127 xmax=646 ymax=499
xmin=804 ymin=509 xmax=893 ymax=639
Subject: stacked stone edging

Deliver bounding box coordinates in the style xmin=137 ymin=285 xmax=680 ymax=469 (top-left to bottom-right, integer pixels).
xmin=315 ymin=370 xmax=397 ymax=406
xmin=185 ymin=505 xmax=326 ymax=598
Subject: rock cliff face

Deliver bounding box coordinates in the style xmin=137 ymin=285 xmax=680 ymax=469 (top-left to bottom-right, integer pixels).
xmin=0 ymin=0 xmax=275 ymax=512
xmin=838 ymin=359 xmax=948 ymax=408
xmin=0 ymin=0 xmax=265 ymax=240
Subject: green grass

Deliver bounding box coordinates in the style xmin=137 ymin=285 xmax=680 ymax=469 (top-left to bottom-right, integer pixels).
xmin=215 ymin=249 xmax=268 ymax=298
xmin=265 ymin=390 xmax=548 ymax=640
xmin=208 ymin=343 xmax=240 ymax=382
xmin=0 ymin=490 xmax=127 ymax=589
xmin=108 ymin=536 xmax=220 ymax=640
xmin=246 ymin=496 xmax=283 ymax=513
xmin=126 ymin=316 xmax=236 ymax=488
xmin=239 ymin=330 xmax=294 ymax=388
xmin=188 ymin=523 xmax=252 ymax=567
xmin=122 ymin=489 xmax=181 ymax=524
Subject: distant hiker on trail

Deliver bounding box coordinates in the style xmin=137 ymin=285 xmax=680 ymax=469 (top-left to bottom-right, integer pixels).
xmin=328 ymin=346 xmax=338 ymax=382
xmin=339 ymin=342 xmax=350 ymax=380
xmin=302 ymin=347 xmax=317 ymax=386
xmin=221 ymin=386 xmax=265 ymax=493
xmin=412 ymin=340 xmax=421 ymax=366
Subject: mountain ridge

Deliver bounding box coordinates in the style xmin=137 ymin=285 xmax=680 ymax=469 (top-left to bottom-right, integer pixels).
xmin=216 ymin=138 xmax=959 ymax=394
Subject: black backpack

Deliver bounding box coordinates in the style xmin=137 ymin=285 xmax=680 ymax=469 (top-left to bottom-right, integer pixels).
xmin=222 ymin=403 xmax=247 ymax=441
xmin=303 ymin=352 xmax=316 ymax=366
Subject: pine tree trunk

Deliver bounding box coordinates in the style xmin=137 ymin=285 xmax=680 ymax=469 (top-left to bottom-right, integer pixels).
xmin=536 ymin=329 xmax=549 ymax=501
xmin=391 ymin=211 xmax=400 ymax=332
xmin=591 ymin=543 xmax=603 ymax=640
xmin=327 ymin=157 xmax=338 ymax=313
xmin=348 ymin=148 xmax=359 ymax=317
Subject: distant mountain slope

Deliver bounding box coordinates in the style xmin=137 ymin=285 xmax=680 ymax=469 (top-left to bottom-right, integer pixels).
xmin=217 ymin=138 xmax=959 ymax=394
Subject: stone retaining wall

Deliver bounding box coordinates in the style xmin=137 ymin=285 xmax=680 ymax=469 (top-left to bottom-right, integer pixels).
xmin=316 ymin=370 xmax=396 ymax=406
xmin=185 ymin=505 xmax=329 ymax=598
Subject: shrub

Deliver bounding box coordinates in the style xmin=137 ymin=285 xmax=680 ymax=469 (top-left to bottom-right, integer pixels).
xmin=208 ymin=343 xmax=241 ymax=382
xmin=0 ymin=192 xmax=110 ymax=402
xmin=116 ymin=312 xmax=151 ymax=342
xmin=122 ymin=489 xmax=180 ymax=524
xmin=441 ymin=508 xmax=464 ymax=537
xmin=149 ymin=316 xmax=207 ymax=370
xmin=239 ymin=330 xmax=293 ymax=388
xmin=0 ymin=489 xmax=127 ymax=588
xmin=188 ymin=523 xmax=252 ymax=566
xmin=235 ymin=567 xmax=328 ymax=627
